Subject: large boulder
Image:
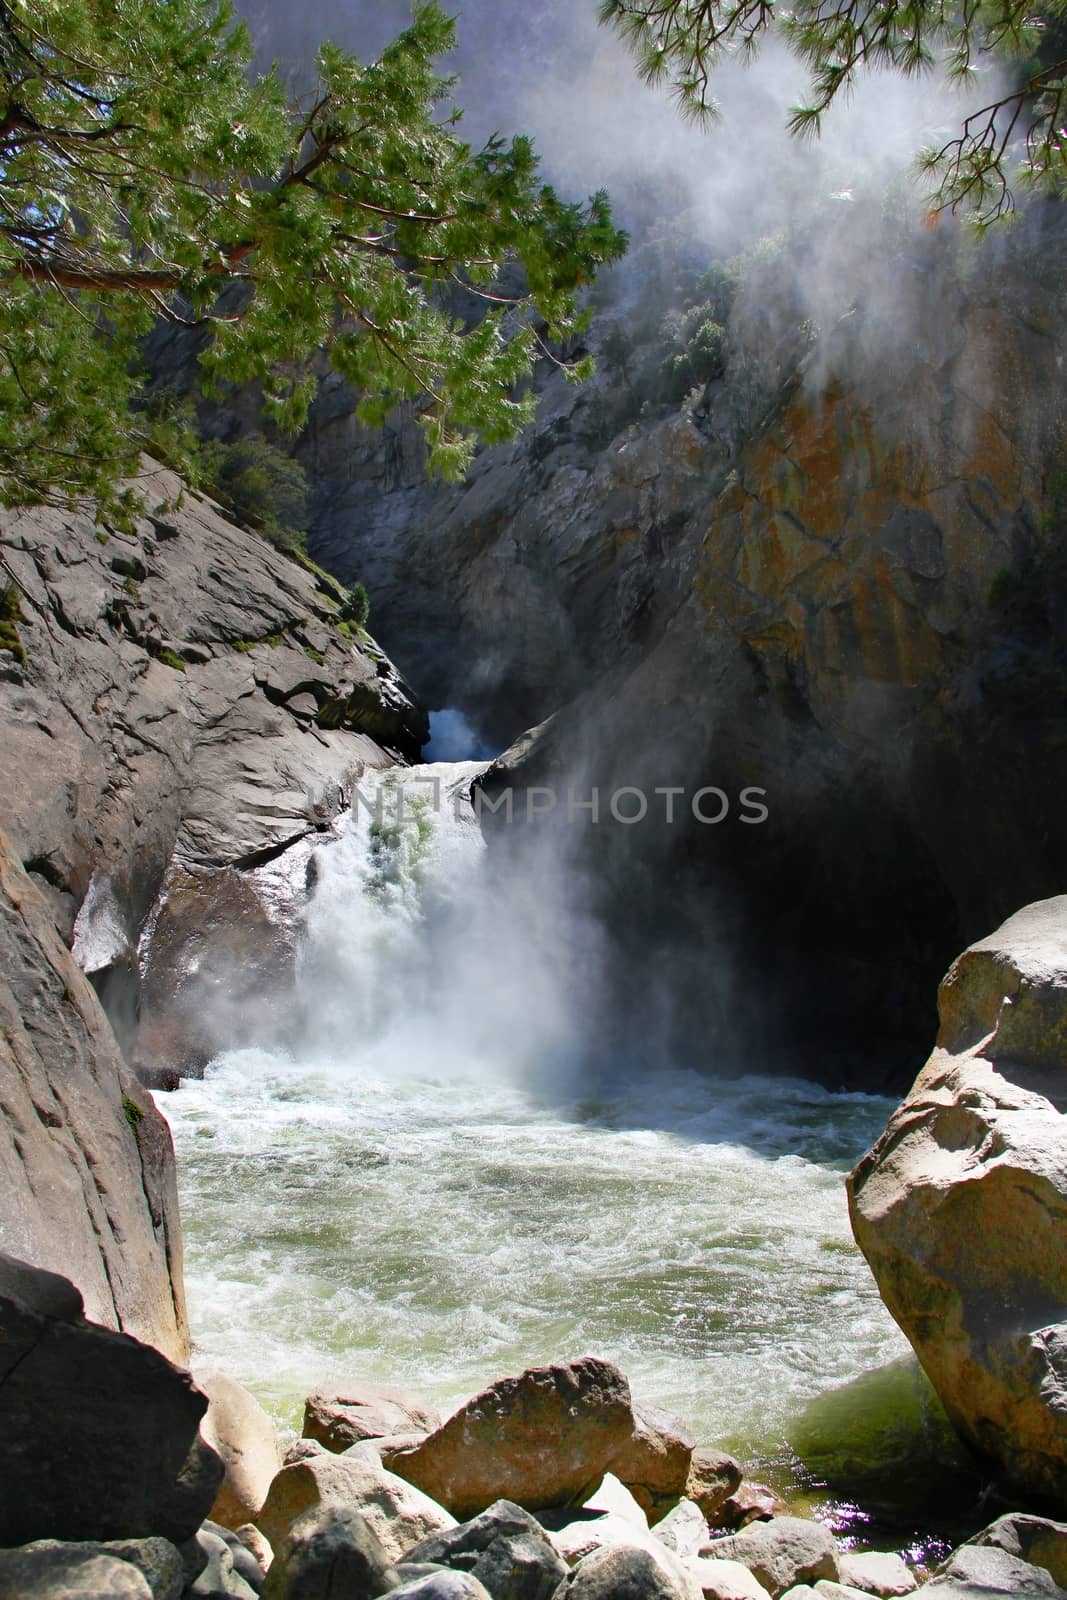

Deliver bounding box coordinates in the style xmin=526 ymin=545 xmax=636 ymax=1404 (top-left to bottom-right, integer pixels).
xmin=0 ymin=1254 xmax=223 ymax=1547
xmin=553 ymin=1543 xmax=694 ymax=1600
xmin=384 ymin=1359 xmax=634 ymax=1520
xmin=0 ymin=1544 xmax=155 ymax=1599
xmin=849 ymin=898 xmax=1067 ymax=1504
xmin=685 ymin=1453 xmax=743 ymax=1524
xmin=256 ymin=1442 xmax=455 ymax=1565
xmin=966 ymin=1513 xmax=1067 ymax=1588
xmin=0 ymin=834 xmax=187 ymax=1360
xmin=705 ymin=1519 xmax=839 ymax=1599
xmin=922 ymin=1542 xmax=1067 ymax=1599
xmin=405 ymin=1500 xmax=568 ymax=1600
xmin=303 ymin=1385 xmax=441 ymax=1453
xmin=260 ymin=1505 xmax=399 ymax=1600
xmin=198 ymin=1370 xmax=284 ymax=1530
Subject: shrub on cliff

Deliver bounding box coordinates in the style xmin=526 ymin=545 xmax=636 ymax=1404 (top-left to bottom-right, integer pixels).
xmin=200 ymin=435 xmax=310 ymax=556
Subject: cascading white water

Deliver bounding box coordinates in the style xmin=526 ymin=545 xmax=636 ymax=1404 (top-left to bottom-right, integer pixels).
xmin=162 ymin=756 xmax=917 ymax=1523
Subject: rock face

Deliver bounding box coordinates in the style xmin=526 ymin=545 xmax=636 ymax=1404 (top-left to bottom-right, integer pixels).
xmin=0 ymin=837 xmax=186 ymax=1359
xmin=384 ymin=1358 xmax=635 ymax=1520
xmin=0 ymin=459 xmax=426 ymax=1083
xmin=848 ymin=897 xmax=1067 ymax=1505
xmin=0 ymin=1253 xmax=222 ymax=1546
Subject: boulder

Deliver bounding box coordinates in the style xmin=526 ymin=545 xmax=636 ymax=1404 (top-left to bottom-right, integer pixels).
xmin=197 ymin=1370 xmax=284 ymax=1529
xmin=236 ymin=1526 xmax=274 ymax=1577
xmin=405 ymin=1500 xmax=568 ymax=1600
xmin=654 ymin=1500 xmax=708 ymax=1561
xmin=260 ymin=1505 xmax=399 ymax=1600
xmin=706 ymin=1487 xmax=786 ymax=1532
xmin=0 ymin=1544 xmax=154 ymax=1599
xmin=391 ymin=1574 xmax=493 ymax=1600
xmin=582 ymin=1475 xmax=648 ymax=1530
xmin=685 ymin=1453 xmax=744 ymax=1523
xmin=303 ymin=1385 xmax=441 ymax=1452
xmin=187 ymin=1529 xmax=259 ymax=1599
xmin=836 ymin=1553 xmax=916 ymax=1597
xmin=0 ymin=1254 xmax=222 ymax=1547
xmin=693 ymin=1559 xmax=774 ymax=1600
xmin=967 ymin=1512 xmax=1067 ymax=1587
xmin=256 ymin=1441 xmax=455 ymax=1565
xmin=923 ymin=1542 xmax=1067 ymax=1597
xmin=553 ymin=1543 xmax=694 ymax=1600
xmin=705 ymin=1518 xmax=839 ymax=1599
xmin=812 ymin=1585 xmax=878 ymax=1600
xmin=0 ymin=837 xmax=187 ymax=1360
xmin=551 ymin=1515 xmax=653 ymax=1568
xmin=849 ymin=898 xmax=1067 ymax=1505
xmin=202 ymin=1524 xmax=269 ymax=1596
xmin=384 ymin=1359 xmax=634 ymax=1520
xmin=607 ymin=1403 xmax=695 ymax=1520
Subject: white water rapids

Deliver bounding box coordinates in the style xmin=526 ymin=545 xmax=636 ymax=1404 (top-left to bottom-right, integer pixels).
xmin=162 ymin=758 xmax=925 ymax=1524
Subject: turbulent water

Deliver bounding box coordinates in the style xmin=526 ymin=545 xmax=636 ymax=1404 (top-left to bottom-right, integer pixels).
xmin=161 ymin=756 xmax=937 ymax=1536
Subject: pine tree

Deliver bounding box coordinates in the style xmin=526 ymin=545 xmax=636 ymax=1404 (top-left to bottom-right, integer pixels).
xmin=0 ymin=0 xmax=626 ymax=515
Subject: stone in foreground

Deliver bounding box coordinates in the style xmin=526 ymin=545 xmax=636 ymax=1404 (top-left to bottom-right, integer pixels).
xmin=849 ymin=898 xmax=1067 ymax=1506
xmin=705 ymin=1518 xmax=839 ymax=1599
xmin=923 ymin=1542 xmax=1067 ymax=1598
xmin=693 ymin=1558 xmax=773 ymax=1600
xmin=406 ymin=1499 xmax=567 ymax=1600
xmin=685 ymin=1453 xmax=744 ymax=1524
xmin=256 ymin=1442 xmax=454 ymax=1564
xmin=606 ymin=1403 xmax=695 ymax=1520
xmin=260 ymin=1505 xmax=399 ymax=1600
xmin=836 ymin=1552 xmax=916 ymax=1597
xmin=303 ymin=1384 xmax=441 ymax=1452
xmin=384 ymin=1359 xmax=634 ymax=1520
xmin=0 ymin=1255 xmax=222 ymax=1547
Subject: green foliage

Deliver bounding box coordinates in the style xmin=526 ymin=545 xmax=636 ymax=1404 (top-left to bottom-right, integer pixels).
xmin=200 ymin=434 xmax=310 ymax=554
xmin=154 ymin=647 xmax=188 ymax=672
xmin=0 ymin=0 xmax=626 ymax=515
xmin=0 ymin=582 xmax=26 ymax=664
xmin=121 ymin=1091 xmax=145 ymax=1129
xmin=339 ymin=582 xmax=371 ymax=630
xmin=660 ymin=303 xmax=727 ymax=398
xmin=601 ymin=0 xmax=1067 ymax=224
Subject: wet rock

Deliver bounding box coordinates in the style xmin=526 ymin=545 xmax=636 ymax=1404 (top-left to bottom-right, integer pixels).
xmin=685 ymin=1453 xmax=744 ymax=1524
xmin=0 ymin=1254 xmax=222 ymax=1547
xmin=256 ymin=1441 xmax=455 ymax=1565
xmin=302 ymin=1385 xmax=441 ymax=1453
xmin=706 ymin=1486 xmax=788 ymax=1532
xmin=0 ymin=1543 xmax=154 ymax=1599
xmin=849 ymin=898 xmax=1067 ymax=1504
xmin=405 ymin=1499 xmax=568 ymax=1600
xmin=0 ymin=838 xmax=187 ymax=1360
xmin=385 ymin=1359 xmax=634 ymax=1520
xmin=198 ymin=1370 xmax=284 ymax=1530
xmin=260 ymin=1505 xmax=399 ymax=1600
xmin=705 ymin=1518 xmax=839 ymax=1599
xmin=836 ymin=1552 xmax=916 ymax=1597
xmin=607 ymin=1404 xmax=695 ymax=1520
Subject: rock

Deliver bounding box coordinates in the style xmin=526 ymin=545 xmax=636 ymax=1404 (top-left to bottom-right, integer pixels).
xmin=812 ymin=1584 xmax=878 ymax=1600
xmin=100 ymin=1539 xmax=185 ymax=1600
xmin=0 ymin=1254 xmax=222 ymax=1547
xmin=553 ymin=1543 xmax=694 ymax=1600
xmin=551 ymin=1515 xmax=650 ymax=1568
xmin=0 ymin=466 xmax=426 ymax=1088
xmin=582 ymin=1475 xmax=648 ymax=1530
xmin=260 ymin=1505 xmax=399 ymax=1600
xmin=384 ymin=1358 xmax=634 ymax=1519
xmin=849 ymin=898 xmax=1067 ymax=1504
xmin=654 ymin=1501 xmax=708 ymax=1561
xmin=705 ymin=1518 xmax=839 ymax=1599
xmin=391 ymin=1574 xmax=493 ymax=1600
xmin=203 ymin=1524 xmax=269 ymax=1596
xmin=0 ymin=837 xmax=187 ymax=1360
xmin=303 ymin=1385 xmax=441 ymax=1452
xmin=967 ymin=1513 xmax=1067 ymax=1587
xmin=607 ymin=1403 xmax=695 ymax=1520
xmin=836 ymin=1552 xmax=916 ymax=1597
xmin=236 ymin=1526 xmax=274 ymax=1577
xmin=924 ymin=1542 xmax=1067 ymax=1597
xmin=0 ymin=1544 xmax=153 ymax=1599
xmin=198 ymin=1370 xmax=284 ymax=1529
xmin=256 ymin=1441 xmax=455 ymax=1566
xmin=284 ymin=1441 xmax=327 ymax=1466
xmin=693 ymin=1558 xmax=774 ymax=1600
xmin=685 ymin=1453 xmax=744 ymax=1523
xmin=405 ymin=1499 xmax=568 ymax=1600
xmin=187 ymin=1530 xmax=259 ymax=1599
xmin=705 ymin=1487 xmax=786 ymax=1533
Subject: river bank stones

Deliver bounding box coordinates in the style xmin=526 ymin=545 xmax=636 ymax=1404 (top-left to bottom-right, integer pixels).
xmin=705 ymin=1518 xmax=839 ymax=1598
xmin=198 ymin=1370 xmax=284 ymax=1530
xmin=303 ymin=1386 xmax=442 ymax=1454
xmin=405 ymin=1500 xmax=567 ymax=1600
xmin=383 ymin=1359 xmax=634 ymax=1520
